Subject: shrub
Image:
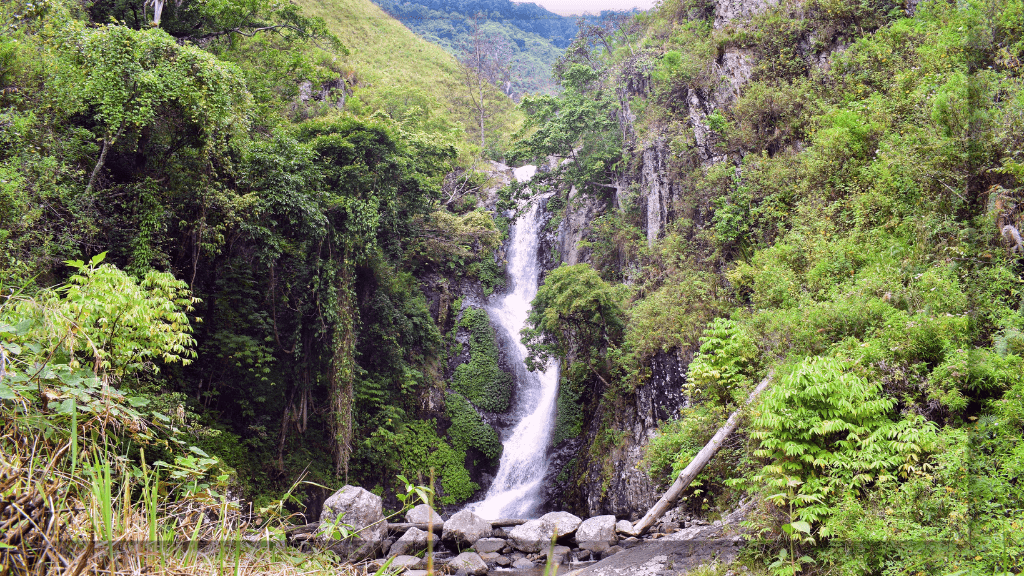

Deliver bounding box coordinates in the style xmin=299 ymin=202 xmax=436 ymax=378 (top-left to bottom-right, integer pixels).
xmin=452 ymin=307 xmax=512 ymax=413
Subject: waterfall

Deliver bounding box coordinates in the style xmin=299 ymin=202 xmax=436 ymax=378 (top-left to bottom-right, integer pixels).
xmin=469 ymin=165 xmax=560 ymax=520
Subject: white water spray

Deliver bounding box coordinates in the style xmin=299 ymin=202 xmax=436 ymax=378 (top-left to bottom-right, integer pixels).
xmin=469 ymin=165 xmax=559 ymax=520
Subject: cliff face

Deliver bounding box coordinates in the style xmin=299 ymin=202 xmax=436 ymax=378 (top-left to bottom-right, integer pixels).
xmin=547 ymin=0 xmax=851 ymax=517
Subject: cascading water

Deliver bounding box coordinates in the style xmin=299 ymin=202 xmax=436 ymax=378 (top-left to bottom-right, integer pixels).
xmin=469 ymin=165 xmax=560 ymax=520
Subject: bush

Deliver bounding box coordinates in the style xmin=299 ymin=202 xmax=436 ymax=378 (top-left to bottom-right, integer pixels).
xmin=452 ymin=307 xmax=512 ymax=413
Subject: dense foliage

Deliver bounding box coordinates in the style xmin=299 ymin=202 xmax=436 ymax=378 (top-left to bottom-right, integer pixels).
xmin=519 ymin=0 xmax=1024 ymax=573
xmin=0 ymin=0 xmax=513 ymax=516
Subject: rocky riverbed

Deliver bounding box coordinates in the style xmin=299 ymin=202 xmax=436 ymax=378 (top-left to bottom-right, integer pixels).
xmin=295 ymin=486 xmax=752 ymax=575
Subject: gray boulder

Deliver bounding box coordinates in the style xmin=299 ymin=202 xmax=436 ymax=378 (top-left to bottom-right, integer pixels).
xmin=548 ymin=545 xmax=572 ymax=564
xmin=317 ymin=485 xmax=386 ymax=561
xmin=405 ymin=504 xmax=444 ymax=525
xmin=442 ymin=510 xmax=492 ymax=548
xmin=473 ymin=537 xmax=506 ymax=554
xmin=389 ymin=526 xmax=429 ymax=557
xmin=508 ymin=518 xmax=555 ymax=553
xmin=540 ymin=511 xmax=583 ymax=539
xmin=616 ymin=519 xmax=635 ymax=535
xmin=575 ymin=515 xmax=617 ymax=552
xmin=448 ymin=552 xmax=488 ymax=575
xmin=389 ymin=555 xmax=424 ymax=571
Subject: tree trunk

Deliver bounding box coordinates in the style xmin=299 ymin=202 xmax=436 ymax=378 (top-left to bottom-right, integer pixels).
xmin=330 ymin=263 xmax=357 ymax=482
xmin=631 ymin=371 xmax=774 ymax=535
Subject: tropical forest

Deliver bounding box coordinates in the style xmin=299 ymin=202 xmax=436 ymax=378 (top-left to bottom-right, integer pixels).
xmin=1 ymin=0 xmax=1023 ymax=575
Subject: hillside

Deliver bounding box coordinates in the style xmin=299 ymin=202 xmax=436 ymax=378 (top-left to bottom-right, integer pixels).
xmin=369 ymin=0 xmax=577 ymax=95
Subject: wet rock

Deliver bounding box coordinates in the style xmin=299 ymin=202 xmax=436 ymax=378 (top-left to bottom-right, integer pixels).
xmin=509 ymin=518 xmax=555 ymax=553
xmin=405 ymin=504 xmax=444 ymax=526
xmin=448 ymin=552 xmax=488 ymax=575
xmin=473 ymin=537 xmax=506 ymax=554
xmin=576 ymin=549 xmax=591 ymax=561
xmin=576 ymin=515 xmax=617 ymax=552
xmin=479 ymin=552 xmax=500 ymax=562
xmin=540 ymin=511 xmax=583 ymax=539
xmin=512 ymin=557 xmax=535 ymax=569
xmin=317 ymin=485 xmax=386 ymax=561
xmin=442 ymin=510 xmax=491 ymax=548
xmin=390 ymin=526 xmax=428 ymax=557
xmin=495 ymin=555 xmax=512 ymax=567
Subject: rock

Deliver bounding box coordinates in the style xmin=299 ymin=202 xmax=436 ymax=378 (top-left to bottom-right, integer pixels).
xmin=602 ymin=545 xmax=624 ymax=559
xmin=317 ymin=485 xmax=387 ymax=561
xmin=508 ymin=518 xmax=555 ymax=553
xmin=448 ymin=552 xmax=488 ymax=575
xmin=405 ymin=572 xmax=429 ymax=576
xmin=495 ymin=555 xmax=512 ymax=567
xmin=381 ymin=538 xmax=393 ymax=556
xmin=575 ymin=515 xmax=617 ymax=552
xmin=548 ymin=545 xmax=572 ymax=564
xmin=473 ymin=537 xmax=506 ymax=553
xmin=442 ymin=510 xmax=491 ymax=548
xmin=512 ymin=557 xmax=535 ymax=569
xmin=479 ymin=552 xmax=500 ymax=562
xmin=389 ymin=526 xmax=428 ymax=557
xmin=389 ymin=555 xmax=423 ymax=571
xmin=540 ymin=511 xmax=583 ymax=539
xmin=576 ymin=549 xmax=591 ymax=561
xmin=616 ymin=519 xmax=635 ymax=535
xmin=405 ymin=504 xmax=444 ymax=526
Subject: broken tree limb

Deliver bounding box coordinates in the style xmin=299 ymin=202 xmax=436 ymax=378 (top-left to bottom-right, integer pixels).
xmin=631 ymin=371 xmax=774 ymax=536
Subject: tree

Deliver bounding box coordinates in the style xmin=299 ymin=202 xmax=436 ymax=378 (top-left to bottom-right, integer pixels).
xmin=522 ymin=263 xmax=626 ymax=385
xmin=55 ymin=24 xmax=249 ymax=194
xmin=509 ymin=63 xmax=622 ymax=198
xmin=456 ymin=16 xmax=514 ymax=150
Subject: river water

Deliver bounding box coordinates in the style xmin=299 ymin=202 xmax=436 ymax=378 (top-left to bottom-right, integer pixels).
xmin=468 ymin=165 xmax=560 ymax=520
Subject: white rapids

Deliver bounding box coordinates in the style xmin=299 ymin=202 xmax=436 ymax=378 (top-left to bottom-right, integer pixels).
xmin=468 ymin=164 xmax=559 ymax=520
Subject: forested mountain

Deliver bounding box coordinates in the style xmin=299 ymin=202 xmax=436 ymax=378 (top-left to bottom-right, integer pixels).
xmin=369 ymin=0 xmax=628 ymax=95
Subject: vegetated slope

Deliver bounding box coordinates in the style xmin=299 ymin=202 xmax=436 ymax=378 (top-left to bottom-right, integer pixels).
xmin=294 ymin=0 xmax=521 ymax=153
xmin=1 ymin=0 xmax=519 ymax=548
xmin=508 ymin=0 xmax=1024 ymax=573
xmin=370 ymin=0 xmax=577 ymax=95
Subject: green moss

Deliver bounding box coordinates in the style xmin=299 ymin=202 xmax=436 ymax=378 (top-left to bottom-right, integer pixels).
xmin=552 ymin=374 xmax=584 ymax=445
xmin=452 ymin=307 xmax=512 ymax=413
xmin=445 ymin=392 xmax=502 ymax=463
xmin=470 ymin=256 xmax=506 ymax=296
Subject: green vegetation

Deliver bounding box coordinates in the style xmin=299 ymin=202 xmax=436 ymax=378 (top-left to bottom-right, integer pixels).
xmin=1 ymin=0 xmax=521 ymax=565
xmin=518 ymin=0 xmax=1024 ymax=573
xmin=452 ymin=306 xmax=512 ymax=412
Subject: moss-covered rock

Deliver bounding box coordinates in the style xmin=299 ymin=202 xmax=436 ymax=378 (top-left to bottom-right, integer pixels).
xmin=446 ymin=392 xmax=502 ymax=463
xmin=452 ymin=307 xmax=513 ymax=413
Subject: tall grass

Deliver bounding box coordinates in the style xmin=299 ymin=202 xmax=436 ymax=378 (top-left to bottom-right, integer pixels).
xmin=0 ymin=414 xmax=375 ymax=576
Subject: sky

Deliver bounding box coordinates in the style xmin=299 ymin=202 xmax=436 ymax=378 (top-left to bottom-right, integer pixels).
xmin=523 ymin=0 xmax=659 ymax=16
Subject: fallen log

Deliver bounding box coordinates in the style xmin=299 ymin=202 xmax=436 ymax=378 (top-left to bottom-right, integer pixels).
xmin=387 ymin=522 xmax=443 ymax=533
xmin=631 ymin=371 xmax=773 ymax=536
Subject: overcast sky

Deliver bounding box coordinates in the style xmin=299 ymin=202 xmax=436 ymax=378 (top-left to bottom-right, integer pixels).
xmin=524 ymin=0 xmax=659 ymax=16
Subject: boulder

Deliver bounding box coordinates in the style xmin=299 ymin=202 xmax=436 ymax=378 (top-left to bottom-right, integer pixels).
xmin=389 ymin=555 xmax=423 ymax=571
xmin=479 ymin=552 xmax=500 ymax=563
xmin=548 ymin=545 xmax=572 ymax=564
xmin=317 ymin=485 xmax=387 ymax=561
xmin=540 ymin=511 xmax=583 ymax=539
xmin=508 ymin=518 xmax=555 ymax=553
xmin=575 ymin=515 xmax=617 ymax=552
xmin=389 ymin=526 xmax=428 ymax=557
xmin=405 ymin=504 xmax=444 ymax=526
xmin=616 ymin=519 xmax=635 ymax=535
xmin=602 ymin=545 xmax=624 ymax=559
xmin=473 ymin=537 xmax=506 ymax=554
xmin=448 ymin=552 xmax=488 ymax=575
xmin=442 ymin=510 xmax=492 ymax=548
xmin=495 ymin=555 xmax=511 ymax=567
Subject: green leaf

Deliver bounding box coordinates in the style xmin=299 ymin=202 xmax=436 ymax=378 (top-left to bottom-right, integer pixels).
xmin=189 ymin=446 xmax=210 ymax=457
xmin=0 ymin=384 xmax=16 ymax=400
xmin=127 ymin=396 xmax=150 ymax=407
